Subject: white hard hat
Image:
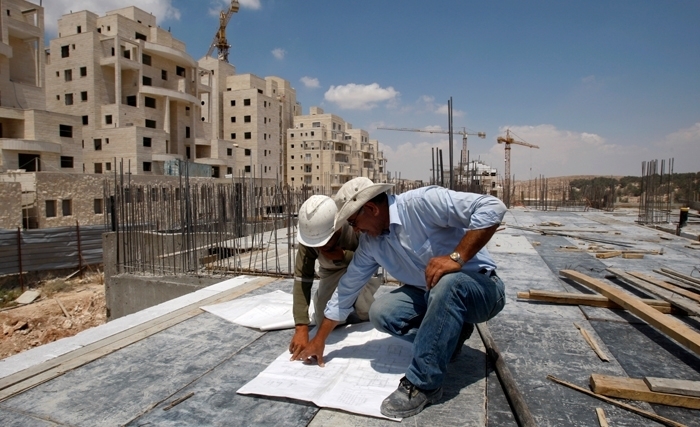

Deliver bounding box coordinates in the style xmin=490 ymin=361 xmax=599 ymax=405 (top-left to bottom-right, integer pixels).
xmin=297 ymin=195 xmax=337 ymax=247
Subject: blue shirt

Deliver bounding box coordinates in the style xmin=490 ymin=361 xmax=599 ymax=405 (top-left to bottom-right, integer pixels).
xmin=324 ymin=186 xmax=507 ymax=321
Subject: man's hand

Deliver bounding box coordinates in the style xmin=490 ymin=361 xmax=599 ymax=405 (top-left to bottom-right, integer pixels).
xmin=289 ymin=324 xmax=309 ymax=360
xmin=425 ymin=255 xmax=462 ymax=290
xmin=294 ymin=337 xmax=327 ymax=367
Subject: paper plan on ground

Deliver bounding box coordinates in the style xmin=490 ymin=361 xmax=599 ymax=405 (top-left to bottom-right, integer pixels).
xmin=237 ymin=322 xmax=412 ymax=420
xmin=201 ymin=290 xmax=315 ymax=331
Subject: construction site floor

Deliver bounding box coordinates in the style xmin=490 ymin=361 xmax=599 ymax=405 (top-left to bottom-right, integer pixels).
xmin=1 ymin=208 xmax=699 ymax=426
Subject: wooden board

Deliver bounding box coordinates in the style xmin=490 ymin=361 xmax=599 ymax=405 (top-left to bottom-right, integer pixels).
xmin=596 ymin=251 xmax=621 ymax=259
xmin=561 ymin=270 xmax=700 ymax=357
xmin=590 ymin=374 xmax=700 ymax=410
xmin=644 ymin=377 xmax=700 ymax=398
xmin=628 ymin=272 xmax=700 ymax=304
xmin=606 ymin=268 xmax=700 ymax=317
xmin=517 ymin=289 xmax=673 ymax=313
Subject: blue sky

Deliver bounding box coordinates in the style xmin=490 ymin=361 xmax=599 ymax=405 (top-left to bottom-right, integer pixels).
xmin=41 ymin=0 xmax=700 ymax=181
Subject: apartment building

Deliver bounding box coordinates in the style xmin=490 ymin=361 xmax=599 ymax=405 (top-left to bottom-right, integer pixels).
xmin=286 ymin=107 xmax=388 ymax=192
xmin=44 ymin=6 xmax=237 ymax=177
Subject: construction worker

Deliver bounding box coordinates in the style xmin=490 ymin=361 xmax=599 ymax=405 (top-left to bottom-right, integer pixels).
xmin=294 ymin=178 xmax=507 ymax=418
xmin=288 ymin=194 xmax=381 ymax=360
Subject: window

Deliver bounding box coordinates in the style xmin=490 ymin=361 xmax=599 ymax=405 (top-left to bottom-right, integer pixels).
xmin=46 ymin=200 xmax=57 ymax=218
xmin=126 ymin=95 xmax=136 ymax=106
xmin=60 ymin=156 xmax=74 ymax=168
xmin=227 ymin=167 xmax=233 ymax=175
xmin=143 ymin=76 xmax=152 ymax=86
xmin=312 ymin=122 xmax=320 ymax=128
xmin=94 ymin=163 xmax=102 ymax=174
xmin=81 ymin=91 xmax=88 ymax=101
xmin=161 ymin=69 xmax=167 ymax=80
xmin=135 ymin=32 xmax=147 ymax=41
xmin=64 ymin=69 xmax=72 ymax=81
xmin=80 ymin=66 xmax=87 ymax=77
xmin=143 ymin=162 xmax=152 ymax=172
xmin=82 ymin=115 xmax=89 ymax=125
xmin=59 ymin=125 xmax=73 ymax=137
xmin=61 ymin=45 xmax=69 ymax=58
xmin=230 ymin=100 xmax=235 ymax=106
xmin=244 ymin=98 xmax=251 ymax=106
xmin=244 ymin=132 xmax=251 ymax=139
xmin=227 ymin=148 xmax=232 ymax=156
xmin=244 ymin=149 xmax=251 ymax=156
xmin=145 ymin=119 xmax=156 ymax=128
xmin=212 ymin=166 xmax=220 ymax=178
xmin=244 ymin=115 xmax=251 ymax=123
xmin=142 ymin=54 xmax=151 ymax=66
xmin=310 ymin=131 xmax=314 ymax=136
xmin=77 ymin=26 xmax=82 ymax=33
xmin=105 ymin=115 xmax=113 ymax=125
xmin=244 ymin=165 xmax=251 ymax=173
xmin=230 ymin=133 xmax=236 ymax=139
xmin=122 ymin=50 xmax=131 ymax=60
xmin=106 ymin=162 xmax=111 ymax=171
xmin=176 ymin=66 xmax=185 ymax=77
xmin=186 ymin=146 xmax=191 ymax=159
xmin=94 ymin=199 xmax=104 ymax=214
xmin=143 ymin=137 xmax=152 ymax=147
xmin=62 ymin=200 xmax=72 ymax=216
xmin=230 ymin=117 xmax=236 ymax=123
xmin=145 ymin=97 xmax=156 ymax=108
xmin=186 ymin=126 xmax=191 ymax=138
xmin=94 ymin=139 xmax=102 ymax=150
xmin=257 ymin=89 xmax=263 ymax=94
xmin=64 ymin=93 xmax=73 ymax=105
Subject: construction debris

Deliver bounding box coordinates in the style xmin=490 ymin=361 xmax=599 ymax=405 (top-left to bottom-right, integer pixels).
xmin=15 ymin=291 xmax=40 ymax=305
xmin=590 ymin=374 xmax=700 ymax=410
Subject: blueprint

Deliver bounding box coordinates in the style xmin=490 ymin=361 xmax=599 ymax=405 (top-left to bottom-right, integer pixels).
xmin=237 ymin=322 xmax=413 ymax=420
xmin=201 ymin=290 xmax=315 ymax=331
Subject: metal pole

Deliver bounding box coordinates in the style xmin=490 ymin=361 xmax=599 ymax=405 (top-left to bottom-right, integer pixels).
xmin=448 ymin=97 xmax=454 ymax=190
xmin=431 ymin=147 xmax=435 ymax=185
xmin=17 ymin=227 xmax=24 ymax=292
xmin=76 ymin=220 xmax=83 ymax=278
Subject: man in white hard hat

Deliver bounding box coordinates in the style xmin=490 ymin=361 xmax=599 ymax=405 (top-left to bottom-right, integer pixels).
xmin=289 ymin=194 xmax=380 ymax=360
xmin=295 ymin=178 xmax=507 ymax=418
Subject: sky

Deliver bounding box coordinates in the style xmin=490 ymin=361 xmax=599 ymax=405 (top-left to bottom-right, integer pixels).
xmin=37 ymin=0 xmax=700 ymax=182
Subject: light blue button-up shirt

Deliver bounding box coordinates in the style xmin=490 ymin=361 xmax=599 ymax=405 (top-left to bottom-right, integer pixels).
xmin=324 ymin=186 xmax=507 ymax=321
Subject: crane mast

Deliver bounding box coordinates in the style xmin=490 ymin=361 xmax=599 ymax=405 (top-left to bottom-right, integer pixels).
xmin=207 ymin=0 xmax=240 ymax=62
xmin=496 ymin=129 xmax=539 ymax=208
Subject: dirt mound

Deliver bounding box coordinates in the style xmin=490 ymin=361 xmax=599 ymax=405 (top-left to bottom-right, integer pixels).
xmin=0 ymin=274 xmax=106 ymax=359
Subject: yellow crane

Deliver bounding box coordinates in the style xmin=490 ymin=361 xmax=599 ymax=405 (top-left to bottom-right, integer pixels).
xmin=376 ymin=126 xmax=486 ymax=187
xmin=496 ymin=129 xmax=539 ymax=208
xmin=207 ymin=0 xmax=240 ymax=62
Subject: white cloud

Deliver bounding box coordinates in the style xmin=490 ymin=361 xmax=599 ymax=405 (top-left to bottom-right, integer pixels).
xmin=209 ymin=0 xmax=261 ymax=15
xmin=300 ymin=76 xmax=320 ymax=88
xmin=435 ymin=104 xmax=464 ymax=117
xmin=654 ymin=122 xmax=700 ymax=173
xmin=272 ymin=48 xmax=286 ymax=60
xmin=43 ymin=1 xmax=181 ymax=36
xmin=582 ymin=75 xmax=596 ymax=84
xmin=324 ymin=83 xmax=399 ymax=110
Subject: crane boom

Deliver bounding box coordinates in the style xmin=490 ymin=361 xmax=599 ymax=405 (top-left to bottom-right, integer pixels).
xmin=206 ymin=0 xmax=240 ymax=62
xmin=496 ymin=129 xmax=539 ymax=208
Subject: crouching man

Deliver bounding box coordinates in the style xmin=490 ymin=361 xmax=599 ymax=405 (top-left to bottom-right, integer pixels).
xmin=295 ymin=179 xmax=507 ymax=418
xmin=289 ymin=194 xmax=381 ymax=360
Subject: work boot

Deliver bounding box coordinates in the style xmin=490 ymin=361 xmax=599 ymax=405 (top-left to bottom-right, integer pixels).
xmin=450 ymin=322 xmax=475 ymax=362
xmin=380 ymin=376 xmax=443 ymax=418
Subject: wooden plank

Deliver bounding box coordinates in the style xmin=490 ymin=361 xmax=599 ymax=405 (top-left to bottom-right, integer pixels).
xmin=656 ymin=268 xmax=700 ymax=292
xmin=644 ymin=377 xmax=700 ymax=398
xmin=622 ymin=253 xmax=644 ymax=259
xmin=517 ymin=289 xmax=673 ymax=313
xmin=547 ymin=375 xmax=687 ymax=427
xmin=590 ymin=374 xmax=700 ymax=410
xmin=628 ymin=272 xmax=700 ymax=304
xmin=574 ymin=322 xmax=609 ymax=362
xmin=0 ymin=276 xmax=276 ymax=400
xmin=596 ymin=251 xmax=621 ymax=259
xmin=595 ymin=408 xmax=609 ymax=427
xmin=561 ymin=270 xmax=700 ymax=357
xmin=606 ymin=268 xmax=700 ymax=317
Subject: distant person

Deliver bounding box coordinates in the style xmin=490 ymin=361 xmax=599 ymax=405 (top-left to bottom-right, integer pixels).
xmin=288 ymin=194 xmax=381 ymax=360
xmin=294 ymin=178 xmax=507 ymax=418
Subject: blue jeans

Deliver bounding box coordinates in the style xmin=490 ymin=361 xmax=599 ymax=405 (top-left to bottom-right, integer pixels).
xmin=369 ymin=271 xmax=505 ymax=390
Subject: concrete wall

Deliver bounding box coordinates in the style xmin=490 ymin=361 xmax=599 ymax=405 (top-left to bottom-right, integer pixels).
xmin=0 ymin=181 xmax=21 ymax=228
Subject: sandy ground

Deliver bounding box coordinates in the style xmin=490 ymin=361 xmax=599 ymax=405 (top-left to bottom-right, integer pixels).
xmin=0 ymin=273 xmax=106 ymax=359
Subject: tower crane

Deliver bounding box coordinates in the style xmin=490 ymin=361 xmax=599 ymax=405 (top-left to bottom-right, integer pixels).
xmin=496 ymin=129 xmax=539 ymax=208
xmin=376 ymin=126 xmax=486 ymax=187
xmin=206 ymin=0 xmax=240 ymax=62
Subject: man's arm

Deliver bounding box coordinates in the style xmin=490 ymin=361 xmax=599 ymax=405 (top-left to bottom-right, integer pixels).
xmin=425 ymin=224 xmax=500 ymax=289
xmin=289 ymin=245 xmax=318 ymax=357
xmin=292 ymin=317 xmax=339 ymax=367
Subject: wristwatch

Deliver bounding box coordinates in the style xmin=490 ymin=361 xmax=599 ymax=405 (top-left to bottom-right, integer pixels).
xmin=449 ymin=251 xmax=465 ymax=266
